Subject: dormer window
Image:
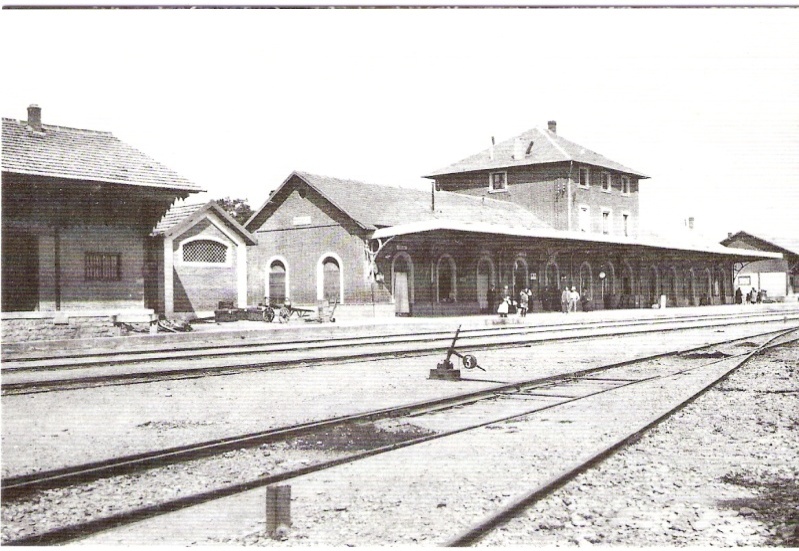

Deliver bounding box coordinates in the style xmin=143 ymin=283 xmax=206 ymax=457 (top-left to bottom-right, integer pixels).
xmin=578 ymin=167 xmax=590 ymax=188
xmin=601 ymin=171 xmax=612 ymax=193
xmin=621 ymin=176 xmax=631 ymax=196
xmin=489 ymin=171 xmax=507 ymax=193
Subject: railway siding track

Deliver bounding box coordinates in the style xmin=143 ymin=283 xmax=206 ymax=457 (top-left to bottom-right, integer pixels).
xmin=3 ymin=310 xmax=798 ymax=396
xmin=3 ymin=327 xmax=796 ymax=545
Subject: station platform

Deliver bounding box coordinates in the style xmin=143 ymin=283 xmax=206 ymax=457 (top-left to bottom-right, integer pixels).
xmin=3 ymin=302 xmax=799 ymax=360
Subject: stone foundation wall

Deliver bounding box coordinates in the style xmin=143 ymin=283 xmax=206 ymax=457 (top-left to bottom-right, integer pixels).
xmin=0 ymin=310 xmax=157 ymax=343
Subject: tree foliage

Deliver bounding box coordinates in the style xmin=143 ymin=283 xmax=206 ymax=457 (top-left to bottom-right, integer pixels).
xmin=215 ymin=197 xmax=254 ymax=225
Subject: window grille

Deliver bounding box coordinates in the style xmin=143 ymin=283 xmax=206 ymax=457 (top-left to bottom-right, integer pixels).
xmin=85 ymin=253 xmax=121 ymax=281
xmin=183 ymin=240 xmax=227 ymax=264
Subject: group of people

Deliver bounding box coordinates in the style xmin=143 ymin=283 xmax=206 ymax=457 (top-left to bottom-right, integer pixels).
xmin=491 ymin=286 xmax=532 ymax=318
xmin=735 ymin=287 xmax=763 ymax=304
xmin=560 ymin=286 xmax=583 ymax=313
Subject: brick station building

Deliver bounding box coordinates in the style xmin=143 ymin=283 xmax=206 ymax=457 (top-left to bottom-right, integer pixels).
xmin=247 ymin=122 xmax=779 ymax=317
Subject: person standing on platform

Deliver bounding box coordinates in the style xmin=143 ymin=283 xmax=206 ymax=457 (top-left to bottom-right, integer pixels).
xmin=735 ymin=287 xmax=742 ymax=304
xmin=487 ymin=286 xmax=496 ymax=315
xmin=569 ymin=286 xmax=580 ymax=313
xmin=561 ymin=287 xmax=570 ymax=313
xmin=518 ymin=288 xmax=529 ymax=318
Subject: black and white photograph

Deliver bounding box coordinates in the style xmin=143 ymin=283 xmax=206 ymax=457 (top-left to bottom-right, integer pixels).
xmin=1 ymin=3 xmax=798 ymax=547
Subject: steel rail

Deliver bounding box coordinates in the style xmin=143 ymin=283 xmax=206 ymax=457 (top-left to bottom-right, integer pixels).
xmin=443 ymin=326 xmax=799 ymax=546
xmin=3 ymin=309 xmax=796 ymax=369
xmin=4 ymin=329 xmax=796 ymax=546
xmin=4 ymin=312 xmax=797 ymax=396
xmin=2 ymin=326 xmax=793 ymax=498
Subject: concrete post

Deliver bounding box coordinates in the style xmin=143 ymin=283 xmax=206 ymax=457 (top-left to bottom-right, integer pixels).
xmin=266 ymin=484 xmax=291 ymax=539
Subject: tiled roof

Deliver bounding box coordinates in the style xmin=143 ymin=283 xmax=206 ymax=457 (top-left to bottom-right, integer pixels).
xmin=720 ymin=231 xmax=799 ymax=256
xmin=152 ymin=200 xmax=257 ymax=245
xmin=425 ymin=126 xmax=648 ymax=179
xmin=372 ymin=221 xmax=782 ymax=261
xmin=293 ymin=171 xmax=552 ymax=232
xmin=2 ymin=117 xmax=203 ymax=192
xmin=152 ymin=202 xmax=205 ymax=235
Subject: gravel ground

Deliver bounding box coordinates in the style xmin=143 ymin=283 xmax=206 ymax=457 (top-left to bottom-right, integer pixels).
xmin=2 ymin=322 xmax=796 ymax=546
xmin=2 ymin=322 xmax=790 ymax=478
xmin=479 ymin=340 xmax=799 ymax=547
xmin=68 ymin=331 xmax=796 ymax=547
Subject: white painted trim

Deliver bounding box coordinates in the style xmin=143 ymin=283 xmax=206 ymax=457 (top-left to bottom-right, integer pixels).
xmin=600 ymin=171 xmax=612 ymax=193
xmin=317 ymin=252 xmax=345 ymax=304
xmin=578 ymin=204 xmax=591 ymax=233
xmin=578 ymin=166 xmax=590 ymax=189
xmin=265 ymin=255 xmax=290 ymax=304
xmin=488 ymin=171 xmax=508 ymax=193
xmin=164 ymin=236 xmax=174 ymax=317
xmin=600 ymin=207 xmax=613 ymax=235
xmin=621 ymin=175 xmax=631 ymax=196
xmin=237 ymin=242 xmax=247 ymax=308
xmin=391 ymin=252 xmax=415 ymax=305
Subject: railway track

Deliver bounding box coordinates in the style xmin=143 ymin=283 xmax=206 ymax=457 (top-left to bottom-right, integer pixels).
xmin=3 ymin=325 xmax=797 ymax=545
xmin=3 ymin=309 xmax=797 ymax=395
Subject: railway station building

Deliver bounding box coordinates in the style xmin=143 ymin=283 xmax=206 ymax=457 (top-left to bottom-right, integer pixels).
xmin=1 ymin=105 xmax=204 ymax=340
xmin=246 ymin=122 xmax=779 ymax=318
xmin=720 ymin=231 xmax=799 ymax=301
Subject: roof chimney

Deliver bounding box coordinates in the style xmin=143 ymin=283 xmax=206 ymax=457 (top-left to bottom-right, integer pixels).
xmin=27 ymin=104 xmax=42 ymax=132
xmin=547 ymin=120 xmax=557 ymax=134
xmin=686 ymin=217 xmax=695 ymax=230
xmin=513 ymin=137 xmax=526 ymax=160
xmin=489 ymin=136 xmax=495 ymax=161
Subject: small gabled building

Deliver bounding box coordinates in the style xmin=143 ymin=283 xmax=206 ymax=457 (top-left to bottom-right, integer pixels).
xmin=151 ymin=201 xmax=257 ymax=318
xmin=721 ymin=231 xmax=798 ymax=300
xmin=2 ymin=105 xmax=203 ymax=341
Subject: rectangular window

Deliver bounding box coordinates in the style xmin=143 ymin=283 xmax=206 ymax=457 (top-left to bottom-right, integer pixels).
xmin=578 ymin=205 xmax=590 ymax=232
xmin=489 ymin=171 xmax=507 ymax=192
xmin=601 ymin=172 xmax=612 ymax=192
xmin=738 ymin=275 xmax=751 ymax=286
xmin=85 ymin=252 xmax=121 ymax=281
xmin=578 ymin=167 xmax=590 ymax=188
xmin=622 ymin=213 xmax=630 ymax=237
xmin=601 ymin=210 xmax=611 ymax=234
xmin=621 ymin=176 xmax=631 ymax=195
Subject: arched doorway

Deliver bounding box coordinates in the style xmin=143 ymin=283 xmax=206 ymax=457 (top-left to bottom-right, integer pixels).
xmin=599 ymin=261 xmax=616 ymax=309
xmin=648 ymin=266 xmax=660 ymax=306
xmin=686 ymin=268 xmax=696 ymax=306
xmin=716 ymin=267 xmax=727 ymax=303
xmin=579 ymin=262 xmax=593 ymax=307
xmin=476 ymin=256 xmax=495 ymax=312
xmin=268 ymin=259 xmax=288 ymax=305
xmin=437 ymin=254 xmax=456 ymax=302
xmin=621 ymin=261 xmax=635 ymax=308
xmin=513 ymin=257 xmax=529 ymax=298
xmin=318 ymin=254 xmax=344 ymax=304
xmin=665 ymin=266 xmax=678 ymax=306
xmin=392 ymin=252 xmax=413 ymax=315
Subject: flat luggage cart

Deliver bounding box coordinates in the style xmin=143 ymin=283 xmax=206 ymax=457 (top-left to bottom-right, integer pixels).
xmin=277 ymin=300 xmax=315 ymax=323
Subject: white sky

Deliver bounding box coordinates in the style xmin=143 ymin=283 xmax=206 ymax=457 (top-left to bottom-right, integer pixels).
xmin=2 ymin=7 xmax=798 ymax=242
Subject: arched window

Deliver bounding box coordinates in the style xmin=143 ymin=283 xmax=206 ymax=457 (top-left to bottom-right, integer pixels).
xmin=269 ymin=260 xmax=287 ymax=304
xmin=437 ymin=255 xmax=457 ymax=302
xmin=648 ymin=266 xmax=660 ymax=305
xmin=476 ymin=256 xmax=495 ymax=311
xmin=688 ymin=268 xmax=697 ymax=305
xmin=545 ymin=261 xmax=560 ymax=289
xmin=182 ymin=239 xmax=228 ymax=264
xmin=391 ymin=252 xmax=414 ymax=315
xmin=579 ymin=261 xmax=593 ymax=300
xmin=513 ymin=257 xmax=529 ymax=297
xmin=599 ymin=262 xmax=615 ymax=307
xmin=322 ymin=257 xmax=341 ymax=303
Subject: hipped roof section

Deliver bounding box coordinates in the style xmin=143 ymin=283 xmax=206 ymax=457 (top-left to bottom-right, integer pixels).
xmin=720 ymin=231 xmax=799 ymax=257
xmin=2 ymin=117 xmax=203 ymax=192
xmin=246 ymin=170 xmax=552 ymax=233
xmin=425 ymin=126 xmax=648 ymax=179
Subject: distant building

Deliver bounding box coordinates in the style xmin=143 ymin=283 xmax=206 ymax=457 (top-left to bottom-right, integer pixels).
xmin=2 ymin=105 xmax=203 ymax=340
xmin=721 ymin=231 xmax=798 ymax=301
xmin=151 ymin=201 xmax=257 ymax=318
